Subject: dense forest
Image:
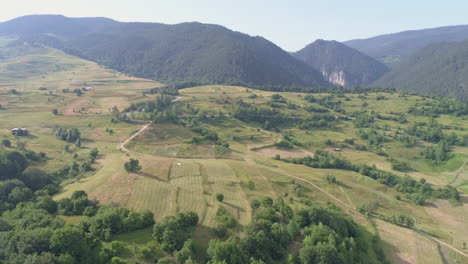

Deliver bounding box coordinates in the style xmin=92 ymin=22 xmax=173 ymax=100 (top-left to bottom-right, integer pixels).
xmin=374 ymin=40 xmax=468 ymax=101
xmin=344 ymin=24 xmax=468 ymax=66
xmin=0 ymin=148 xmax=386 ymax=263
xmin=294 ymin=40 xmax=389 ymax=87
xmin=0 ymin=15 xmax=328 ymax=88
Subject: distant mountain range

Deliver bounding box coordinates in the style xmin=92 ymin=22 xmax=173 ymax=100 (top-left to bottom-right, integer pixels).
xmin=374 ymin=40 xmax=468 ymax=101
xmin=1 ymin=14 xmax=468 ymax=100
xmin=293 ymin=40 xmax=388 ymax=87
xmin=344 ymin=24 xmax=468 ymax=67
xmin=0 ymin=15 xmax=328 ymax=89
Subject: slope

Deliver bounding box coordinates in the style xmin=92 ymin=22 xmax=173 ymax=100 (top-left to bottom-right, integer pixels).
xmin=0 ymin=15 xmax=329 ymax=89
xmin=374 ymin=40 xmax=468 ymax=101
xmin=293 ymin=39 xmax=389 ymax=87
xmin=344 ymin=24 xmax=468 ymax=66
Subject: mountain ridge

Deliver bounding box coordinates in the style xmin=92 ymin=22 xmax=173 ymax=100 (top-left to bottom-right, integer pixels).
xmin=293 ymin=39 xmax=389 ymax=87
xmin=0 ymin=15 xmax=329 ymax=89
xmin=374 ymin=39 xmax=468 ymax=101
xmin=344 ymin=24 xmax=468 ymax=66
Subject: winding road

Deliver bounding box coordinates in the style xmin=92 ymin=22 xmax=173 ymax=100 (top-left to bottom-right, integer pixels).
xmin=119 ymin=119 xmax=468 ymax=261
xmin=119 ymin=122 xmax=152 ymax=153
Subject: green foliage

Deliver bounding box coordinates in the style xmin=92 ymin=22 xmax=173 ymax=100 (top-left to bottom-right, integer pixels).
xmin=2 ymin=139 xmax=11 ymax=148
xmin=153 ymin=211 xmax=198 ymax=252
xmin=81 ymin=206 xmax=155 ymax=240
xmin=20 ymin=167 xmax=50 ymax=191
xmin=215 ymin=193 xmax=224 ymax=202
xmin=55 ymin=127 xmax=81 ymax=144
xmin=421 ymin=141 xmax=450 ymax=162
xmin=294 ymin=39 xmax=389 ymax=87
xmin=0 ymin=150 xmax=28 ymax=180
xmin=124 ymin=158 xmax=141 ymax=173
xmin=205 ymin=202 xmax=382 ymax=264
xmin=275 ymin=140 xmax=294 ymax=149
xmin=325 ymin=174 xmax=337 ymax=184
xmin=215 ymin=207 xmax=236 ymax=229
xmin=387 ymin=214 xmax=415 ymax=228
xmin=375 ymin=40 xmax=468 ymax=101
xmin=353 ymin=112 xmax=374 ymax=128
xmin=283 ymin=151 xmax=460 ymax=203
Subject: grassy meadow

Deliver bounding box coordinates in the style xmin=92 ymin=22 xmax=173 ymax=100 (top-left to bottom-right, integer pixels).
xmin=0 ymin=41 xmax=467 ymax=263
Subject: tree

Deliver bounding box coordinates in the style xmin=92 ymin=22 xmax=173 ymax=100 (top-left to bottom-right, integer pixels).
xmin=50 ymin=226 xmax=95 ymax=263
xmin=207 ymin=237 xmax=248 ymax=264
xmin=2 ymin=139 xmax=11 ymax=148
xmin=52 ymin=108 xmax=59 ymax=115
xmin=111 ymin=106 xmax=123 ymax=123
xmin=251 ymin=199 xmax=261 ymax=209
xmin=325 ymin=175 xmax=336 ymax=184
xmin=124 ymin=158 xmax=141 ymax=173
xmin=20 ymin=167 xmax=50 ymax=191
xmin=153 ymin=211 xmax=199 ymax=252
xmin=215 ymin=193 xmax=224 ymax=202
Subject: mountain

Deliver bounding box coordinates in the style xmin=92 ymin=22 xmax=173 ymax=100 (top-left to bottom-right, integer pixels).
xmin=374 ymin=40 xmax=468 ymax=101
xmin=0 ymin=15 xmax=329 ymax=88
xmin=293 ymin=39 xmax=389 ymax=87
xmin=344 ymin=24 xmax=468 ymax=66
xmin=0 ymin=14 xmax=117 ymax=37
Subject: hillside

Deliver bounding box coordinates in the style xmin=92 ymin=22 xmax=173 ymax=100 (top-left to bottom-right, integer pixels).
xmin=344 ymin=24 xmax=468 ymax=66
xmin=0 ymin=41 xmax=467 ymax=263
xmin=0 ymin=14 xmax=117 ymax=37
xmin=374 ymin=40 xmax=468 ymax=101
xmin=293 ymin=39 xmax=389 ymax=87
xmin=0 ymin=15 xmax=329 ymax=89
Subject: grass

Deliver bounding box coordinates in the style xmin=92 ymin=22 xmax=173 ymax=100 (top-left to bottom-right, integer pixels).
xmin=126 ymin=177 xmax=175 ymax=220
xmin=376 ymin=219 xmax=444 ymax=264
xmin=2 ymin=41 xmax=467 ymax=263
xmin=113 ymin=227 xmax=154 ymax=245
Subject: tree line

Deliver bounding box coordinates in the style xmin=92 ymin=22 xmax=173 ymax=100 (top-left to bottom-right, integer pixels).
xmin=282 ymin=150 xmax=460 ymax=205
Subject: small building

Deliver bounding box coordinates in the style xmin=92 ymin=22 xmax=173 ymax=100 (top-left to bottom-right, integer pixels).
xmin=334 ymin=148 xmax=341 ymax=152
xmin=11 ymin=128 xmax=28 ymax=136
xmin=85 ymin=87 xmax=94 ymax=91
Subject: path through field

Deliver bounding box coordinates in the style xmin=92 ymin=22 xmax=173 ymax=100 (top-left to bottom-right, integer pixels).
xmin=451 ymin=160 xmax=467 ymax=186
xmin=119 ymin=122 xmax=152 ymax=152
xmin=248 ymin=159 xmax=468 ymax=261
xmin=117 ymin=121 xmax=468 ymax=261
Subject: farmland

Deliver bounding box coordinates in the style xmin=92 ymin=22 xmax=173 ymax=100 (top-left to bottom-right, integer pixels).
xmin=0 ymin=41 xmax=467 ymax=263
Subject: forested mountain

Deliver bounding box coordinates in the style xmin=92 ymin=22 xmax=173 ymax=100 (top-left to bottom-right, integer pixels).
xmin=0 ymin=15 xmax=117 ymax=37
xmin=374 ymin=40 xmax=468 ymax=101
xmin=344 ymin=24 xmax=468 ymax=66
xmin=0 ymin=15 xmax=329 ymax=88
xmin=293 ymin=40 xmax=389 ymax=87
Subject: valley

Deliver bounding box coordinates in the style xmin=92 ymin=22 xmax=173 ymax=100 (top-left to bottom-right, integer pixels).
xmin=0 ymin=41 xmax=466 ymax=263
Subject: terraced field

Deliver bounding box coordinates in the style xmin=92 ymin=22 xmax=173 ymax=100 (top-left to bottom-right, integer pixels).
xmin=1 ymin=41 xmax=467 ymax=263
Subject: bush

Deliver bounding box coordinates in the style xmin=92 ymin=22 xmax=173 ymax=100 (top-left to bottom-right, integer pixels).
xmin=215 ymin=193 xmax=224 ymax=202
xmin=275 ymin=140 xmax=293 ymax=149
xmin=1 ymin=139 xmax=11 ymax=148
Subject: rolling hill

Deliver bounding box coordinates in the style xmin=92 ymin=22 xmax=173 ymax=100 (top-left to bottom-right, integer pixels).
xmin=0 ymin=39 xmax=467 ymax=263
xmin=374 ymin=40 xmax=468 ymax=101
xmin=0 ymin=15 xmax=329 ymax=89
xmin=293 ymin=39 xmax=389 ymax=87
xmin=344 ymin=24 xmax=468 ymax=66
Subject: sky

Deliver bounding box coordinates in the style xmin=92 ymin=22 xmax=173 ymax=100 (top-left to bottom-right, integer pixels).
xmin=2 ymin=0 xmax=468 ymax=51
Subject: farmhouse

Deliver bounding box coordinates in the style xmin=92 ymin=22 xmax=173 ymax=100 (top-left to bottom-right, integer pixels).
xmin=11 ymin=128 xmax=29 ymax=136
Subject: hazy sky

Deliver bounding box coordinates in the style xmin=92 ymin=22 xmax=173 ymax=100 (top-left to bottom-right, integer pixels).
xmin=2 ymin=0 xmax=468 ymax=51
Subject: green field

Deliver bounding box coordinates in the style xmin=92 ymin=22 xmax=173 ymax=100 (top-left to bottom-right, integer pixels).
xmin=1 ymin=41 xmax=467 ymax=263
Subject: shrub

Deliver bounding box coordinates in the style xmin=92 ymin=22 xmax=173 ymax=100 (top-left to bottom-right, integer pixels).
xmin=215 ymin=193 xmax=224 ymax=202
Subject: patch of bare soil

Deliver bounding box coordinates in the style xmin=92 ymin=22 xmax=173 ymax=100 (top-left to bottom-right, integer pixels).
xmin=64 ymin=98 xmax=91 ymax=115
